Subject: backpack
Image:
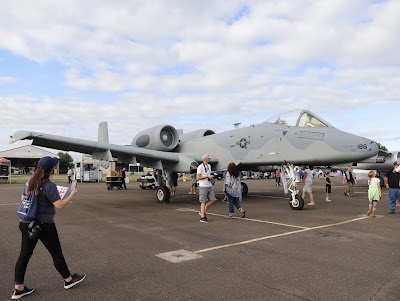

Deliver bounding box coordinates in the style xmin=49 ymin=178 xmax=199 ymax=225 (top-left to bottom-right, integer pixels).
xmin=16 ymin=181 xmax=39 ymax=221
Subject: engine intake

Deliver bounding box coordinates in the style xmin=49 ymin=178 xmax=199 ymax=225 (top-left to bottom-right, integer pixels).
xmin=132 ymin=125 xmax=179 ymax=151
xmin=180 ymin=129 xmax=215 ymax=142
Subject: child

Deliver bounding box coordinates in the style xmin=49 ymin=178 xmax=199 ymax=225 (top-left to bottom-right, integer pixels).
xmin=367 ymin=171 xmax=381 ymax=218
xmin=325 ymin=171 xmax=332 ymax=202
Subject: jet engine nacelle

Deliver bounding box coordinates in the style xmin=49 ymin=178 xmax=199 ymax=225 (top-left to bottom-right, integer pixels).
xmin=180 ymin=129 xmax=215 ymax=142
xmin=132 ymin=125 xmax=179 ymax=151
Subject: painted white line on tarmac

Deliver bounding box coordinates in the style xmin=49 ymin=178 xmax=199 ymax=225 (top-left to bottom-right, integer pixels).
xmin=194 ymin=215 xmax=370 ymax=254
xmin=203 ymin=212 xmax=308 ymax=229
xmin=175 ymin=208 xmax=308 ymax=229
xmin=0 ymin=203 xmax=20 ymax=206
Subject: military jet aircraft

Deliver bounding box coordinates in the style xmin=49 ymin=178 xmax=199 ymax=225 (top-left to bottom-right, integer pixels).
xmin=10 ymin=110 xmax=378 ymax=209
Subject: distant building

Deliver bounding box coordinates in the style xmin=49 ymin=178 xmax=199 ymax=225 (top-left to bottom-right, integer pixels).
xmin=0 ymin=145 xmax=59 ymax=174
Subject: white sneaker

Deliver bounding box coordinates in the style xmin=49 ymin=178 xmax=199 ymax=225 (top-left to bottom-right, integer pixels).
xmin=188 ymin=192 xmax=192 ymax=194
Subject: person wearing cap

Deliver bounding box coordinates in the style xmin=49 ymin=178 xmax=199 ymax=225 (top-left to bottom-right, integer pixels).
xmin=196 ymin=154 xmax=217 ymax=223
xmin=12 ymin=157 xmax=85 ymax=300
xmin=384 ymin=161 xmax=400 ymax=214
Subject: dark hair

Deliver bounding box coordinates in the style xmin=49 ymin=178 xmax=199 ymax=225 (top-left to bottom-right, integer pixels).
xmin=27 ymin=167 xmax=51 ymax=195
xmin=227 ymin=162 xmax=239 ymax=178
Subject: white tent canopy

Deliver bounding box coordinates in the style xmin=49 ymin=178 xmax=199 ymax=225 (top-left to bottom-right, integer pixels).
xmin=0 ymin=157 xmax=11 ymax=184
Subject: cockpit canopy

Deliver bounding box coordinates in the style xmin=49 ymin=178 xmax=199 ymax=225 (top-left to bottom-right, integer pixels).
xmin=265 ymin=110 xmax=333 ymax=128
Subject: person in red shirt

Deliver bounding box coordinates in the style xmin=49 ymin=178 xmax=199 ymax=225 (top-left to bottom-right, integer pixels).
xmin=275 ymin=169 xmax=281 ymax=186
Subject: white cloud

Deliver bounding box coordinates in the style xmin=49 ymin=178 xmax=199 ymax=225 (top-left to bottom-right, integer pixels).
xmin=0 ymin=76 xmax=17 ymax=84
xmin=0 ymin=0 xmax=399 ymax=153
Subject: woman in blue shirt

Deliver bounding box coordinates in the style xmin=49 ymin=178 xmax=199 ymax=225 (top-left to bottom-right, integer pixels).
xmin=12 ymin=157 xmax=85 ymax=300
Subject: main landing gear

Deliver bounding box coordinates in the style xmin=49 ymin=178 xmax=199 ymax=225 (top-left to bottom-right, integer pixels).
xmin=281 ymin=163 xmax=304 ymax=210
xmin=154 ymin=170 xmax=171 ymax=204
xmin=241 ymin=182 xmax=248 ymax=197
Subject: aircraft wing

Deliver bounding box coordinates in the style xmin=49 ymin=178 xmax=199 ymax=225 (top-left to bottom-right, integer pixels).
xmin=10 ymin=130 xmax=180 ymax=165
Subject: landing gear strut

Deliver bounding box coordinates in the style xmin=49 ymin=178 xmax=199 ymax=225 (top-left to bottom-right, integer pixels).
xmin=281 ymin=163 xmax=304 ymax=210
xmin=155 ymin=170 xmax=171 ymax=204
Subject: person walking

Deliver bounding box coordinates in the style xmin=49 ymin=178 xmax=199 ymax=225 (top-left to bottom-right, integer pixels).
xmin=275 ymin=169 xmax=281 ymax=186
xmin=12 ymin=156 xmax=85 ymax=300
xmin=224 ymin=162 xmax=246 ymax=218
xmin=67 ymin=167 xmax=73 ymax=184
xmin=384 ymin=161 xmax=400 ymax=214
xmin=188 ymin=172 xmax=197 ymax=194
xmin=343 ymin=166 xmax=357 ymax=196
xmin=170 ymin=172 xmax=178 ymax=196
xmin=325 ymin=171 xmax=332 ymax=202
xmin=301 ymin=166 xmax=315 ymax=205
xmin=121 ymin=168 xmax=127 ymax=189
xmin=197 ymin=154 xmax=217 ymax=223
xmin=367 ymin=171 xmax=381 ymax=218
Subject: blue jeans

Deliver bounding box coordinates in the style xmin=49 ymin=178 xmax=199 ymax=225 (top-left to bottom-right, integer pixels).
xmin=388 ymin=188 xmax=400 ymax=212
xmin=225 ymin=189 xmax=241 ymax=214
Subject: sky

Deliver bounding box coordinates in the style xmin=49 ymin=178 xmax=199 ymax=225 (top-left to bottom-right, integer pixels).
xmin=1 ymin=0 xmax=399 ymax=160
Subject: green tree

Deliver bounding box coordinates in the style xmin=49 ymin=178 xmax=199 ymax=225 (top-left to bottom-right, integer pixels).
xmin=58 ymin=152 xmax=74 ymax=173
xmin=376 ymin=142 xmax=388 ymax=152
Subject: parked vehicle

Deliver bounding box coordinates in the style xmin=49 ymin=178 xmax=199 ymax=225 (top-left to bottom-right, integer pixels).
xmin=257 ymin=172 xmax=272 ymax=179
xmin=11 ymin=167 xmax=20 ymax=174
xmin=212 ymin=171 xmax=225 ymax=180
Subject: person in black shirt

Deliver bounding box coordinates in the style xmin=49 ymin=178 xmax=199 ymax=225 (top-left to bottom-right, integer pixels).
xmin=325 ymin=171 xmax=332 ymax=202
xmin=384 ymin=161 xmax=400 ymax=214
xmin=121 ymin=168 xmax=127 ymax=189
xmin=343 ymin=166 xmax=357 ymax=196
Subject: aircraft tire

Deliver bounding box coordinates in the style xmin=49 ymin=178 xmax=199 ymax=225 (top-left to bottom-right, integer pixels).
xmin=156 ymin=186 xmax=171 ymax=203
xmin=241 ymin=182 xmax=248 ymax=197
xmin=290 ymin=194 xmax=304 ymax=210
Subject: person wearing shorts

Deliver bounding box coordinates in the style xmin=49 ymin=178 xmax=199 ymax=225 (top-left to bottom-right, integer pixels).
xmin=301 ymin=166 xmax=315 ymax=206
xmin=197 ymin=154 xmax=217 ymax=223
xmin=188 ymin=173 xmax=197 ymax=194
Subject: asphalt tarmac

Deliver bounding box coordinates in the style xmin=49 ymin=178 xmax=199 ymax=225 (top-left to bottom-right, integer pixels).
xmin=1 ymin=177 xmax=400 ymax=301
